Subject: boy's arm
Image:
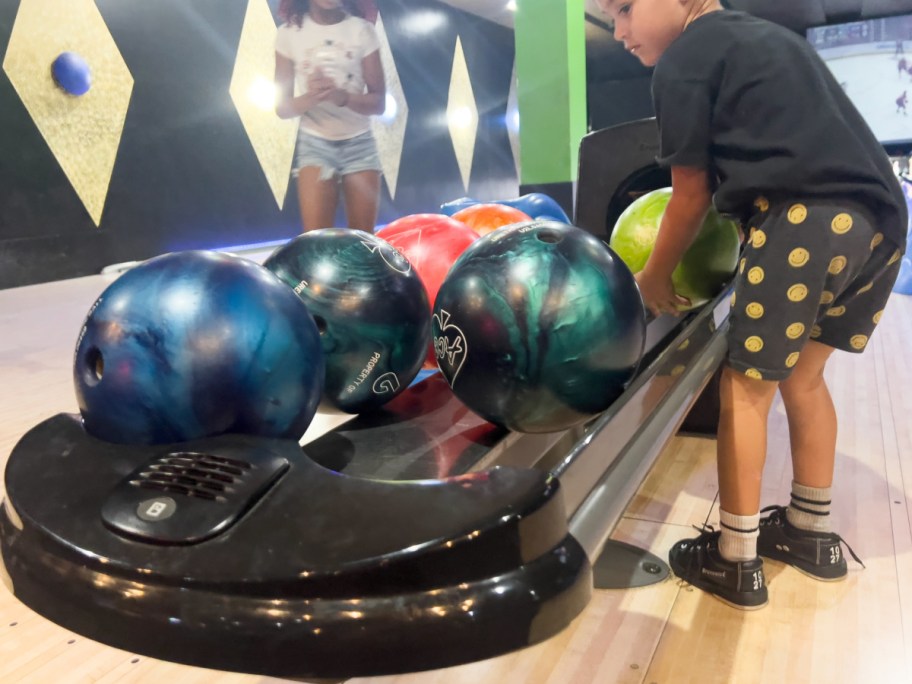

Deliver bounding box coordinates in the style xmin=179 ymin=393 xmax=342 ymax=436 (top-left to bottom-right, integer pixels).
xmin=636 ymin=166 xmax=713 ymax=316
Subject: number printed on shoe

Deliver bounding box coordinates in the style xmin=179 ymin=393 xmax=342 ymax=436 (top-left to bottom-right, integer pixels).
xmin=829 ymin=546 xmax=841 ymax=565
xmin=752 ymin=570 xmax=764 ymax=591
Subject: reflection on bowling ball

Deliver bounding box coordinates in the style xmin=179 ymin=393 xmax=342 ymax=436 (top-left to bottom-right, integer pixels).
xmin=433 ymin=220 xmax=646 ymax=433
xmin=264 ymin=229 xmax=430 ymax=413
xmin=452 ymin=203 xmax=533 ymax=237
xmin=610 ymin=187 xmax=741 ymax=310
xmin=376 ymin=214 xmax=479 ymax=368
xmin=74 ymin=251 xmax=324 ymax=445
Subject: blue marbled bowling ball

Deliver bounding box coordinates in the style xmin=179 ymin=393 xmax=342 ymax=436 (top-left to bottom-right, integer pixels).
xmin=432 ymin=220 xmax=646 ymax=433
xmin=74 ymin=251 xmax=324 ymax=445
xmin=264 ymin=229 xmax=430 ymax=413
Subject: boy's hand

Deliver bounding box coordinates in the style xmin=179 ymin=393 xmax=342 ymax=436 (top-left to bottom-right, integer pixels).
xmin=635 ymin=269 xmax=690 ymax=317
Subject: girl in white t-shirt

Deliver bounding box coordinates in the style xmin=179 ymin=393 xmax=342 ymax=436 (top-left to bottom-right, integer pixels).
xmin=275 ymin=0 xmax=385 ymax=231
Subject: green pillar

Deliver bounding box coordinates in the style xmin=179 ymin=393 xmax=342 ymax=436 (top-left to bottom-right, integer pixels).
xmin=514 ymin=0 xmax=587 ymax=187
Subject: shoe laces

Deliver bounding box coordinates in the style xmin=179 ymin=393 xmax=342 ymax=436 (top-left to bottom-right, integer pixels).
xmin=686 ymin=523 xmax=721 ymax=550
xmin=759 ymin=505 xmax=865 ymax=568
xmin=759 ymin=505 xmax=788 ymax=528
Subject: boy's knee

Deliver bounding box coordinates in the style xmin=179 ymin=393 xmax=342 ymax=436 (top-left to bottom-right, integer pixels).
xmin=780 ymin=364 xmax=826 ymax=397
xmin=721 ymin=365 xmax=779 ymax=406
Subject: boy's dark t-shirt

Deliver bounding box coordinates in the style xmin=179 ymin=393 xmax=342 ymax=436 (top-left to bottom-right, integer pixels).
xmin=652 ymin=10 xmax=907 ymax=245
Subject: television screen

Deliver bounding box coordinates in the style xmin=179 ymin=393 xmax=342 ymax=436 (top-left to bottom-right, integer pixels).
xmin=807 ymin=14 xmax=912 ymax=147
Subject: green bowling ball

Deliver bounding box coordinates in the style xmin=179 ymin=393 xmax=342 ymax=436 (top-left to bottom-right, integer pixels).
xmin=609 ymin=187 xmax=741 ymax=310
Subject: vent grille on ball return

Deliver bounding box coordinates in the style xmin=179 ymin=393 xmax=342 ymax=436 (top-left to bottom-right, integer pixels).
xmin=100 ymin=443 xmax=289 ymax=545
xmin=131 ymin=452 xmax=254 ymax=503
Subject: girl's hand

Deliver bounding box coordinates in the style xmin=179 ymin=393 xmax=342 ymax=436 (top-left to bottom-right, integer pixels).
xmin=634 ymin=269 xmax=690 ymax=317
xmin=306 ymin=68 xmax=335 ymax=98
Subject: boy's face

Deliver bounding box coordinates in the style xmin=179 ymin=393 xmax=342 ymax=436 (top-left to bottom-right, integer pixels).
xmin=598 ymin=0 xmax=691 ymax=67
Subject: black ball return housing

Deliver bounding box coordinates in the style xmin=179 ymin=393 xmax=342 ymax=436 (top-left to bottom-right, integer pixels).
xmin=0 ymin=119 xmax=730 ymax=678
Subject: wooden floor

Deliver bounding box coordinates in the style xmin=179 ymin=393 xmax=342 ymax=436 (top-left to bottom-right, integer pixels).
xmin=2 ymin=274 xmax=911 ymax=684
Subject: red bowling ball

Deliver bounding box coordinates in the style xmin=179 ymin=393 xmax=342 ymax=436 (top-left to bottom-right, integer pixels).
xmin=377 ymin=214 xmax=479 ymax=368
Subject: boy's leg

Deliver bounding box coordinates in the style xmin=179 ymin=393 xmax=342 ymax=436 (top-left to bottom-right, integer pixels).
xmin=717 ymin=365 xmax=779 ymax=515
xmin=759 ymin=340 xmax=861 ymax=580
xmin=665 ymin=364 xmax=774 ymax=611
xmin=779 ymin=340 xmax=837 ymax=489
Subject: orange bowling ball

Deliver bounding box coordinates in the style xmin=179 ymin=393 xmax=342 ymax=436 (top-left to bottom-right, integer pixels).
xmin=452 ymin=203 xmax=533 ymax=237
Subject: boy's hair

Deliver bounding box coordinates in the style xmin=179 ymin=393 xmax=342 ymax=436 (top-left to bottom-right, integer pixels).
xmin=278 ymin=0 xmax=363 ymax=26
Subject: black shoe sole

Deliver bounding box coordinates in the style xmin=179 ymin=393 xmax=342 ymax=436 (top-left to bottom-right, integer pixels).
xmin=758 ymin=549 xmax=847 ymax=582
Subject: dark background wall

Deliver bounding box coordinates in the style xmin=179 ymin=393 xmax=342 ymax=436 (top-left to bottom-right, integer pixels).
xmin=0 ymin=0 xmax=518 ymax=289
xmin=585 ymin=0 xmax=912 ymax=133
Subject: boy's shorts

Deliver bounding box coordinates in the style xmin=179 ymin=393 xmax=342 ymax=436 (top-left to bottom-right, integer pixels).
xmin=727 ymin=197 xmax=905 ymax=382
xmin=293 ymin=129 xmax=382 ymax=181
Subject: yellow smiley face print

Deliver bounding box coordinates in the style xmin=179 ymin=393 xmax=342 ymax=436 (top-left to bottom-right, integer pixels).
xmin=745 ymin=368 xmax=763 ymax=380
xmin=744 ymin=336 xmax=764 ymax=352
xmin=873 ymin=310 xmax=884 ymax=324
xmin=810 ymin=324 xmax=822 ymax=338
xmin=787 ymin=284 xmax=808 ymax=302
xmin=746 ymin=302 xmax=765 ymax=319
xmin=786 ymin=322 xmax=806 ymax=339
xmin=871 ymin=233 xmax=884 ymax=250
xmin=819 ymin=290 xmax=834 ymax=305
xmin=857 ymin=282 xmax=874 ymax=295
xmin=752 ymin=230 xmax=767 ymax=248
xmin=739 ymin=257 xmax=746 ymax=274
xmin=747 ymin=267 xmax=765 ymax=285
xmin=831 ymin=213 xmax=853 ymax=234
xmin=828 ymin=256 xmax=847 ymax=275
xmin=889 ymin=249 xmax=901 ymax=266
xmin=850 ymin=335 xmax=868 ymax=350
xmin=826 ymin=305 xmax=846 ymax=317
xmin=787 ymin=204 xmax=808 ymax=224
xmin=788 ymin=248 xmax=810 ymax=267
xmin=785 ymin=352 xmax=800 ymax=368
xmin=754 ymin=196 xmax=769 ymax=212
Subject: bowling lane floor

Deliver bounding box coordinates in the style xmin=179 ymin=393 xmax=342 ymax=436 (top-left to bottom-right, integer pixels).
xmin=2 ymin=273 xmax=912 ymax=683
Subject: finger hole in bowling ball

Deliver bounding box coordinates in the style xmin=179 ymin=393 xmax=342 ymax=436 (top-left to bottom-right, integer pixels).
xmin=312 ymin=315 xmax=328 ymax=335
xmin=536 ymin=229 xmax=563 ymax=244
xmin=82 ymin=347 xmax=104 ymax=386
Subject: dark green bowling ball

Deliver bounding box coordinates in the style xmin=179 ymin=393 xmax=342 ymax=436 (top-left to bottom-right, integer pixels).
xmin=433 ymin=220 xmax=646 ymax=433
xmin=265 ymin=229 xmax=430 ymax=414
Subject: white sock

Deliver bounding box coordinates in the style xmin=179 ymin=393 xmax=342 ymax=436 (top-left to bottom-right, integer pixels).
xmin=787 ymin=481 xmax=831 ymax=533
xmin=719 ymin=510 xmax=760 ymax=562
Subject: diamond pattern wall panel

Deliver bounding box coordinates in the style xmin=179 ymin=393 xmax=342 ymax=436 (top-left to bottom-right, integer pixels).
xmin=3 ymin=0 xmax=134 ymax=226
xmin=447 ymin=36 xmax=478 ymax=192
xmin=370 ymin=12 xmax=408 ymax=200
xmin=229 ymin=0 xmax=298 ymax=209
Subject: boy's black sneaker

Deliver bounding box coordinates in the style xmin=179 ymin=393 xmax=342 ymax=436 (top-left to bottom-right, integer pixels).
xmin=668 ymin=526 xmax=768 ymax=610
xmin=757 ymin=505 xmax=865 ymax=581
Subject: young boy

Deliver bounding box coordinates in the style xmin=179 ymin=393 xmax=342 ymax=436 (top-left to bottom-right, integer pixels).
xmin=599 ymin=0 xmax=908 ymax=609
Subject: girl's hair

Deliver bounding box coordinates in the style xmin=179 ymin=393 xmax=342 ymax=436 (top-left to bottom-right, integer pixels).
xmin=278 ymin=0 xmax=364 ymax=26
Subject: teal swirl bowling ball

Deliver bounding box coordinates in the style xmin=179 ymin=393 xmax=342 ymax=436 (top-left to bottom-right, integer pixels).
xmin=264 ymin=229 xmax=430 ymax=413
xmin=432 ymin=220 xmax=646 ymax=433
xmin=74 ymin=251 xmax=325 ymax=445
